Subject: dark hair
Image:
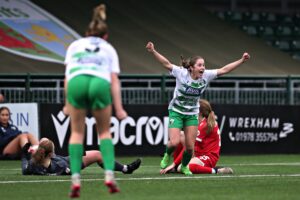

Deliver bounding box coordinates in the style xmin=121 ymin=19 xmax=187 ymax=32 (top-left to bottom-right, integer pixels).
xmin=200 ymin=99 xmax=216 ymax=135
xmin=85 ymin=4 xmax=108 ymax=38
xmin=31 ymin=139 xmax=54 ymax=165
xmin=180 ymin=55 xmax=204 ymax=72
xmin=0 ymin=106 xmax=11 ymax=124
xmin=0 ymin=106 xmax=10 ymax=114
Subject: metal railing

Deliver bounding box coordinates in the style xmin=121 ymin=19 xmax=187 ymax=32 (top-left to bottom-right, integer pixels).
xmin=0 ymin=74 xmax=299 ymax=105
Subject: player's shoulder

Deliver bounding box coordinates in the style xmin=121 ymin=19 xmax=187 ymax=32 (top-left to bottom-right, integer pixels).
xmin=174 ymin=65 xmax=187 ymax=71
xmin=172 ymin=65 xmax=188 ymax=76
xmin=8 ymin=124 xmax=20 ymax=131
xmin=105 ymin=42 xmax=117 ymax=53
xmin=203 ymin=69 xmax=218 ymax=78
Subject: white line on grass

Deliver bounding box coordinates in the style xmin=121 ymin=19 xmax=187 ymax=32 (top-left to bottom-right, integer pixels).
xmin=1 ymin=162 xmax=300 ymax=171
xmin=1 ymin=174 xmax=300 ymax=184
xmin=137 ymin=162 xmax=300 ymax=167
xmin=226 ymin=162 xmax=300 ymax=166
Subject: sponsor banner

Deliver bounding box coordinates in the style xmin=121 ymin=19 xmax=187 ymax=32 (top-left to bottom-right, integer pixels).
xmin=214 ymin=104 xmax=300 ymax=154
xmin=39 ymin=104 xmax=169 ymax=156
xmin=0 ymin=103 xmax=39 ymax=139
xmin=0 ymin=0 xmax=80 ymax=63
xmin=39 ymin=104 xmax=300 ymax=156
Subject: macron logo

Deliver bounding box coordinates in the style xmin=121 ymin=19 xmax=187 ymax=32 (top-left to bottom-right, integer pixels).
xmin=51 ymin=111 xmax=70 ymax=148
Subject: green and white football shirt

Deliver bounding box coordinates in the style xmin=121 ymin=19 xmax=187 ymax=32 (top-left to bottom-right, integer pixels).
xmin=65 ymin=36 xmax=120 ymax=82
xmin=168 ymin=65 xmax=217 ymax=115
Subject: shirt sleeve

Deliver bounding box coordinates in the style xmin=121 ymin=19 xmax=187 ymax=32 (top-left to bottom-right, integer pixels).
xmin=64 ymin=42 xmax=76 ymax=65
xmin=108 ymin=45 xmax=120 ymax=74
xmin=203 ymin=69 xmax=218 ymax=83
xmin=169 ymin=65 xmax=183 ymax=78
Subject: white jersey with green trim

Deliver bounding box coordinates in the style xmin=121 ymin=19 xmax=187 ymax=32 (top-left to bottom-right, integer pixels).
xmin=168 ymin=65 xmax=218 ymax=115
xmin=64 ymin=36 xmax=120 ymax=82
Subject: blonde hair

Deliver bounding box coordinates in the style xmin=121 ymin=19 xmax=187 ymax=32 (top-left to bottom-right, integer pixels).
xmin=31 ymin=139 xmax=54 ymax=165
xmin=85 ymin=4 xmax=108 ymax=38
xmin=200 ymin=99 xmax=216 ymax=135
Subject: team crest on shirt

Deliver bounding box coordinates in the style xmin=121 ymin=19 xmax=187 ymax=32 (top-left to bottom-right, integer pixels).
xmin=169 ymin=118 xmax=175 ymax=125
xmin=1 ymin=127 xmax=6 ymax=133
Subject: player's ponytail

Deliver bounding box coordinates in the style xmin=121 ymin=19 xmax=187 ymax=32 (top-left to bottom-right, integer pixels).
xmin=86 ymin=4 xmax=108 ymax=38
xmin=207 ymin=110 xmax=216 ymax=135
xmin=200 ymin=99 xmax=216 ymax=135
xmin=180 ymin=55 xmax=190 ymax=70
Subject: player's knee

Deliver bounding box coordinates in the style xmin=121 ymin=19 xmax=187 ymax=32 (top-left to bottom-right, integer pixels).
xmin=189 ymin=157 xmax=204 ymax=166
xmin=169 ymin=138 xmax=180 ymax=147
xmin=18 ymin=133 xmax=28 ymax=139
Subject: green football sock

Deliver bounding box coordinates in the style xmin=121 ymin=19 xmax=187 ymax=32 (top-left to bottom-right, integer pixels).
xmin=181 ymin=150 xmax=192 ymax=167
xmin=100 ymin=139 xmax=115 ymax=171
xmin=68 ymin=144 xmax=83 ymax=175
xmin=166 ymin=146 xmax=175 ymax=155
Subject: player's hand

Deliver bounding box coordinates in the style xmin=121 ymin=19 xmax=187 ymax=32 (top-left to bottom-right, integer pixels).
xmin=242 ymin=52 xmax=250 ymax=62
xmin=116 ymin=109 xmax=128 ymax=120
xmin=160 ymin=163 xmax=176 ymax=174
xmin=28 ymin=145 xmax=38 ymax=154
xmin=146 ymin=42 xmax=155 ymax=53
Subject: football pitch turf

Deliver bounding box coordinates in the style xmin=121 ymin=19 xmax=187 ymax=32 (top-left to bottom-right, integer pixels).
xmin=0 ymin=155 xmax=299 ymax=200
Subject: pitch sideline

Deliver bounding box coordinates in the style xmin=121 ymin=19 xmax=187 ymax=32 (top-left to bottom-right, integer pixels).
xmin=0 ymin=173 xmax=300 ymax=184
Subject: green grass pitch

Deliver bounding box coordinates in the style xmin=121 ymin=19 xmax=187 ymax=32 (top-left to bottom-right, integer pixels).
xmin=0 ymin=155 xmax=299 ymax=200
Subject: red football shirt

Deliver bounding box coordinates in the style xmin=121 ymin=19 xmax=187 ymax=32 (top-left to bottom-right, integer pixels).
xmin=194 ymin=118 xmax=221 ymax=161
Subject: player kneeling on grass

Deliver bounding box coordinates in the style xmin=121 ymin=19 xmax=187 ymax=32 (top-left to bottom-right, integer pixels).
xmin=21 ymin=138 xmax=141 ymax=176
xmin=160 ymin=99 xmax=233 ymax=175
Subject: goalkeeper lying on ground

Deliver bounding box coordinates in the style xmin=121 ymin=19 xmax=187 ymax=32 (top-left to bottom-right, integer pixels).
xmin=21 ymin=138 xmax=141 ymax=176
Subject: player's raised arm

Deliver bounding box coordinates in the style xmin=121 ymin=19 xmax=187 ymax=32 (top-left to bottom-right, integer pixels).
xmin=146 ymin=42 xmax=173 ymax=71
xmin=217 ymin=52 xmax=250 ymax=76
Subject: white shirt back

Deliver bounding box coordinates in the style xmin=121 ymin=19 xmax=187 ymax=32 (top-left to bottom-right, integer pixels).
xmin=65 ymin=36 xmax=120 ymax=82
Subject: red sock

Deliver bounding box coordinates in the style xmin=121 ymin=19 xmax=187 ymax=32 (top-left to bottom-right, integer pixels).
xmin=173 ymin=143 xmax=184 ymax=166
xmin=173 ymin=143 xmax=183 ymax=159
xmin=189 ymin=164 xmax=213 ymax=174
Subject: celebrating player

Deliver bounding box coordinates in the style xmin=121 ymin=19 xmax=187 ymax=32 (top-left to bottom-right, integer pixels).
xmin=146 ymin=41 xmax=249 ymax=175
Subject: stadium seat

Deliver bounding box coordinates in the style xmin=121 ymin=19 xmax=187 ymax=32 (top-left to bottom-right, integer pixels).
xmin=291 ymin=52 xmax=300 ymax=60
xmin=263 ymin=12 xmax=277 ymax=24
xmin=215 ymin=10 xmax=300 ymax=58
xmin=259 ymin=26 xmax=276 ymax=39
xmin=249 ymin=12 xmax=261 ymax=23
xmin=280 ymin=15 xmax=293 ymax=25
xmin=274 ymin=40 xmax=291 ymax=51
xmin=291 ymin=40 xmax=300 ymax=50
xmin=231 ymin=12 xmax=243 ymax=25
xmin=242 ymin=25 xmax=258 ymax=36
xmin=242 ymin=11 xmax=261 ymax=25
xmin=276 ymin=26 xmax=292 ymax=38
xmin=293 ymin=26 xmax=300 ymax=37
